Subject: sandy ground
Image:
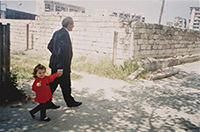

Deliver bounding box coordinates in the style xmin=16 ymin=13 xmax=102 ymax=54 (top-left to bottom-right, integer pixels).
xmin=0 ymin=61 xmax=200 ymax=132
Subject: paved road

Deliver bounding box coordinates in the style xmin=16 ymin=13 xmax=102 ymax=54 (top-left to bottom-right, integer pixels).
xmin=0 ymin=61 xmax=200 ymax=132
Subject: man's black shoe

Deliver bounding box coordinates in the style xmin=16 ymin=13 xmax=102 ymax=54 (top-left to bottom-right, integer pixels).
xmin=67 ymin=101 xmax=82 ymax=107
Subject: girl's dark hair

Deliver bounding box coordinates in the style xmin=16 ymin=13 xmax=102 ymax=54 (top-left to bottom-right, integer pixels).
xmin=32 ymin=64 xmax=46 ymax=78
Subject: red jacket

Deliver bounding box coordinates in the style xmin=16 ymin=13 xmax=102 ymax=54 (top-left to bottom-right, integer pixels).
xmin=32 ymin=73 xmax=57 ymax=103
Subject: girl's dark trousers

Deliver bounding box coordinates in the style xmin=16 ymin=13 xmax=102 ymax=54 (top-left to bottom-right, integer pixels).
xmin=30 ymin=100 xmax=51 ymax=120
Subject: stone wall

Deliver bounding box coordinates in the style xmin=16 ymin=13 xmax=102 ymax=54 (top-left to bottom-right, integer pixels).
xmin=131 ymin=22 xmax=200 ymax=59
xmin=30 ymin=11 xmax=123 ymax=57
xmin=0 ymin=12 xmax=128 ymax=63
xmin=0 ymin=12 xmax=200 ymax=64
xmin=0 ymin=19 xmax=31 ymax=51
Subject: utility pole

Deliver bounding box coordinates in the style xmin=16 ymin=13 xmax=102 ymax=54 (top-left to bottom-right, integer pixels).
xmin=17 ymin=3 xmax=22 ymax=10
xmin=158 ymin=0 xmax=165 ymax=25
xmin=0 ymin=1 xmax=1 ymax=18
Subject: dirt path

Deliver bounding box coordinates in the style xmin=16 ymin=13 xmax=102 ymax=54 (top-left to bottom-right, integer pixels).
xmin=0 ymin=62 xmax=200 ymax=132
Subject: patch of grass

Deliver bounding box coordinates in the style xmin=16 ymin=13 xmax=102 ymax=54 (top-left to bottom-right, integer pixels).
xmin=11 ymin=50 xmax=144 ymax=82
xmin=12 ymin=51 xmax=26 ymax=55
xmin=11 ymin=66 xmax=33 ymax=79
xmin=73 ymin=56 xmax=87 ymax=63
xmin=139 ymin=69 xmax=149 ymax=79
xmin=72 ymin=56 xmax=141 ymax=81
xmin=11 ymin=51 xmax=51 ymax=80
xmin=11 ymin=51 xmax=82 ymax=80
xmin=71 ymin=73 xmax=82 ymax=80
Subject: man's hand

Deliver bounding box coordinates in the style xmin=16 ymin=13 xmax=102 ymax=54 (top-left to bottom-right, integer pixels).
xmin=57 ymin=71 xmax=63 ymax=77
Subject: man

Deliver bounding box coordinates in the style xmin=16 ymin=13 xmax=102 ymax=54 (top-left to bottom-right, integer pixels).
xmin=47 ymin=16 xmax=82 ymax=107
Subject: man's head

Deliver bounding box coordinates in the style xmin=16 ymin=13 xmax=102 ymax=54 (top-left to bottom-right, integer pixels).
xmin=62 ymin=16 xmax=74 ymax=31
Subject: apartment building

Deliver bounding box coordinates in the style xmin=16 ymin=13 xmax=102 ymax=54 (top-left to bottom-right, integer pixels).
xmin=96 ymin=9 xmax=145 ymax=22
xmin=174 ymin=16 xmax=186 ymax=28
xmin=188 ymin=7 xmax=200 ymax=30
xmin=166 ymin=21 xmax=173 ymax=26
xmin=44 ymin=0 xmax=85 ymax=13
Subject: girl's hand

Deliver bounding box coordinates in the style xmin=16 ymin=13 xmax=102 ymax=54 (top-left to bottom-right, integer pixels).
xmin=57 ymin=71 xmax=63 ymax=77
xmin=36 ymin=81 xmax=41 ymax=87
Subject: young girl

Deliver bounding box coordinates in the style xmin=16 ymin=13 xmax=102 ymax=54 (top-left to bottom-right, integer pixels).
xmin=29 ymin=64 xmax=58 ymax=121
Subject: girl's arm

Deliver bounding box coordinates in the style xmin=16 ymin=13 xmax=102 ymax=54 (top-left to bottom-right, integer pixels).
xmin=32 ymin=80 xmax=42 ymax=92
xmin=47 ymin=72 xmax=58 ymax=83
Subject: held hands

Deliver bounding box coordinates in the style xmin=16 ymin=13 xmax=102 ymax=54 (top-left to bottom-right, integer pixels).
xmin=57 ymin=71 xmax=63 ymax=77
xmin=36 ymin=81 xmax=41 ymax=87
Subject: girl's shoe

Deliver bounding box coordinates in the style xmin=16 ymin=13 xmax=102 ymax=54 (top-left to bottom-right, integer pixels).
xmin=41 ymin=117 xmax=51 ymax=121
xmin=29 ymin=111 xmax=35 ymax=119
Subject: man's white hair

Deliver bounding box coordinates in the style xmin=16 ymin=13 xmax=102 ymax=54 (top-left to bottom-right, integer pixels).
xmin=62 ymin=16 xmax=73 ymax=28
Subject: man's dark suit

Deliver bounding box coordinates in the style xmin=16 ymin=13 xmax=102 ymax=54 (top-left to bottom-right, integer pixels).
xmin=47 ymin=27 xmax=76 ymax=106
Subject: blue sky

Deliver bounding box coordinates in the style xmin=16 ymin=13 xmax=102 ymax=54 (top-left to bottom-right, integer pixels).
xmin=1 ymin=0 xmax=199 ymax=25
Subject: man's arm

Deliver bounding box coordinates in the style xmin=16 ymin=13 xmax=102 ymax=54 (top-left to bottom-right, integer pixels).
xmin=47 ymin=38 xmax=53 ymax=53
xmin=57 ymin=32 xmax=70 ymax=69
xmin=48 ymin=32 xmax=57 ymax=53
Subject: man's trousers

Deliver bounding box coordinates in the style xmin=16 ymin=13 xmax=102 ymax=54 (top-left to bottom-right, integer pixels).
xmin=49 ymin=69 xmax=76 ymax=106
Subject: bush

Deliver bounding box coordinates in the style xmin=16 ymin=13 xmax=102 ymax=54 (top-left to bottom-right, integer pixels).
xmin=0 ymin=71 xmax=25 ymax=105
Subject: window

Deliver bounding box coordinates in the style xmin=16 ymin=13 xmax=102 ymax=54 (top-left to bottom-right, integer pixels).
xmin=56 ymin=5 xmax=61 ymax=11
xmin=113 ymin=12 xmax=117 ymax=16
xmin=119 ymin=13 xmax=124 ymax=18
xmin=45 ymin=4 xmax=50 ymax=11
xmin=61 ymin=7 xmax=65 ymax=11
xmin=142 ymin=17 xmax=145 ymax=22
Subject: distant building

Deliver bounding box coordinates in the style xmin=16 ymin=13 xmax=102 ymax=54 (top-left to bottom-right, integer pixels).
xmin=1 ymin=8 xmax=36 ymax=20
xmin=188 ymin=7 xmax=200 ymax=30
xmin=96 ymin=9 xmax=145 ymax=22
xmin=166 ymin=21 xmax=173 ymax=26
xmin=36 ymin=0 xmax=45 ymax=15
xmin=44 ymin=0 xmax=85 ymax=13
xmin=174 ymin=16 xmax=186 ymax=28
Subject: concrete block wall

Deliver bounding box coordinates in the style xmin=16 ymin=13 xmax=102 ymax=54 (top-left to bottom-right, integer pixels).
xmin=0 ymin=19 xmax=32 ymax=51
xmin=132 ymin=22 xmax=200 ymax=59
xmin=71 ymin=15 xmax=120 ymax=59
xmin=1 ymin=12 xmax=200 ymax=65
xmin=115 ymin=28 xmax=132 ymax=63
xmin=0 ymin=13 xmax=127 ymax=64
xmin=28 ymin=12 xmax=67 ymax=51
xmin=28 ymin=12 xmax=125 ymax=62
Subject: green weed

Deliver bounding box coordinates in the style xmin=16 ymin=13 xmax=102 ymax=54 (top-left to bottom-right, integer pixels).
xmin=11 ymin=51 xmax=82 ymax=80
xmin=12 ymin=51 xmax=26 ymax=55
xmin=71 ymin=73 xmax=82 ymax=80
xmin=139 ymin=68 xmax=149 ymax=79
xmin=11 ymin=51 xmax=143 ymax=81
xmin=72 ymin=56 xmax=141 ymax=81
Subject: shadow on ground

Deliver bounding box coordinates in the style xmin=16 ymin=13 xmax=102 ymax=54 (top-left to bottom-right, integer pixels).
xmin=0 ymin=70 xmax=200 ymax=132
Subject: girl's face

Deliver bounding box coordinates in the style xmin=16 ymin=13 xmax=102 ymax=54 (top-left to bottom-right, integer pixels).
xmin=36 ymin=69 xmax=46 ymax=79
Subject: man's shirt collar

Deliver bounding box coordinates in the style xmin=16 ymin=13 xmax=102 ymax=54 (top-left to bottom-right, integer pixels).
xmin=63 ymin=27 xmax=69 ymax=33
